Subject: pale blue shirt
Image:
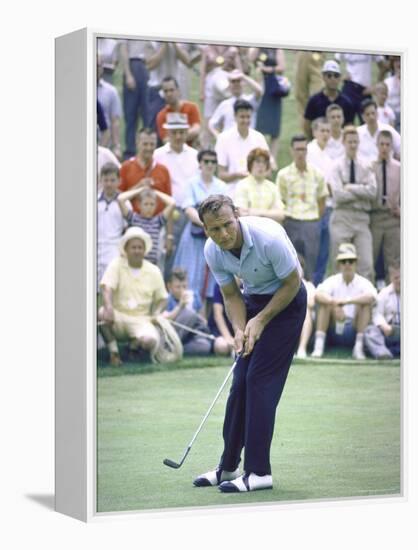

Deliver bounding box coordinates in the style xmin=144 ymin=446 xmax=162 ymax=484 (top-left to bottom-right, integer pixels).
xmin=204 ymin=216 xmax=300 ymax=295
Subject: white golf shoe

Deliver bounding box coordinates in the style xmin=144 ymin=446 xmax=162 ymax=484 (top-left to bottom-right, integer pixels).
xmin=193 ymin=467 xmax=240 ymax=487
xmin=218 ymin=473 xmax=273 ymax=493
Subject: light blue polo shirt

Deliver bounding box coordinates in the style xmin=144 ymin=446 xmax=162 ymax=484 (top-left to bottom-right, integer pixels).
xmin=204 ymin=216 xmax=300 ymax=295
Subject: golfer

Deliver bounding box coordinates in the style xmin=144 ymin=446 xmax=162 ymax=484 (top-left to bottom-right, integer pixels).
xmin=194 ymin=194 xmax=307 ymax=492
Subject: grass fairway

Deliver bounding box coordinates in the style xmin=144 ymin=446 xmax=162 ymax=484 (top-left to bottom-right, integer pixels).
xmin=97 ymin=357 xmax=400 ymax=513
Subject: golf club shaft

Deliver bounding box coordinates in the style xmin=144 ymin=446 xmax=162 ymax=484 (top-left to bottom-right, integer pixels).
xmin=185 ymin=353 xmax=241 ymax=450
xmin=169 ymin=319 xmax=216 ymax=341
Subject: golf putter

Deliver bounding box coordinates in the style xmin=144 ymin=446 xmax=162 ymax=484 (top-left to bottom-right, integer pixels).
xmin=163 ymin=351 xmax=243 ymax=469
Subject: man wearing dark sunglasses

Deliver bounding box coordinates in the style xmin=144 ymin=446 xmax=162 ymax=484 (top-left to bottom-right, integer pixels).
xmin=304 ymin=60 xmax=355 ymax=139
xmin=311 ymin=243 xmax=377 ymax=360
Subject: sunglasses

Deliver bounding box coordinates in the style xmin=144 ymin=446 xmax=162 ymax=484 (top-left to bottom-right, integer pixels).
xmin=339 ymin=258 xmax=356 ymax=265
xmin=324 ymin=72 xmax=340 ymax=79
xmin=202 ymin=159 xmax=217 ymax=165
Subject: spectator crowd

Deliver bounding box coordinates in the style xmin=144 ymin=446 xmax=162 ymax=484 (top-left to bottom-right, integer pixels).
xmin=97 ymin=39 xmax=401 ymax=365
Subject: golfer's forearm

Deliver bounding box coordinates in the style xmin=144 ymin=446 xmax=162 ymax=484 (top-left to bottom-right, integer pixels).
xmin=257 ymin=275 xmax=300 ymax=325
xmin=224 ymin=295 xmax=247 ymax=333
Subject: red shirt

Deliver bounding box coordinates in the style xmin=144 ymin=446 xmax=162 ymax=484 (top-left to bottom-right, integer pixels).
xmin=156 ymin=101 xmax=201 ymax=145
xmin=119 ymin=157 xmax=172 ymax=214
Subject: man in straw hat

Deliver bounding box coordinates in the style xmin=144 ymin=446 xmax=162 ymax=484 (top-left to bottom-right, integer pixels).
xmin=311 ymin=242 xmax=377 ymax=360
xmin=98 ymin=226 xmax=168 ymax=366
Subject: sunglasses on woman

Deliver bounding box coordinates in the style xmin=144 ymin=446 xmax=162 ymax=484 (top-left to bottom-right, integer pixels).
xmin=339 ymin=258 xmax=356 ymax=264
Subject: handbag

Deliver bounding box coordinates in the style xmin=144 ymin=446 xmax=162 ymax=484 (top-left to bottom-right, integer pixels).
xmin=265 ymin=74 xmax=291 ymax=98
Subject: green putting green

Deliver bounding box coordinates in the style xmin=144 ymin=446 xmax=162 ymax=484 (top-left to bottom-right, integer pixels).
xmin=97 ymin=357 xmax=401 ymax=513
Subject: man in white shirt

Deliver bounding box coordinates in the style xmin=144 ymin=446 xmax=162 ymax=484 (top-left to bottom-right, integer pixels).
xmin=325 ymin=103 xmax=345 ymax=161
xmin=307 ymin=117 xmax=335 ymax=286
xmin=153 ymin=112 xmax=199 ymax=274
xmin=208 ymin=69 xmax=262 ymax=138
xmin=364 ymin=265 xmax=400 ymax=359
xmin=215 ymin=99 xmax=271 ymax=197
xmin=357 ymin=99 xmax=401 ymax=165
xmin=311 ymin=243 xmax=377 ymax=360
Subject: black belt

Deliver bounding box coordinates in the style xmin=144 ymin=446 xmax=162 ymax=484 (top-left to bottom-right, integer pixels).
xmin=129 ymin=57 xmax=145 ymax=62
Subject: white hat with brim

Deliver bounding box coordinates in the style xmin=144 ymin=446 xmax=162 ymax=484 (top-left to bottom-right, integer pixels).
xmin=336 ymin=242 xmax=358 ymax=261
xmin=162 ymin=112 xmax=190 ymax=130
xmin=119 ymin=226 xmax=152 ymax=257
xmin=322 ymin=59 xmax=341 ymax=74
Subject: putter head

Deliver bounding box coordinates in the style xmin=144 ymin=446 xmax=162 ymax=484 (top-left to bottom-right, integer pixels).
xmin=163 ymin=458 xmax=181 ymax=469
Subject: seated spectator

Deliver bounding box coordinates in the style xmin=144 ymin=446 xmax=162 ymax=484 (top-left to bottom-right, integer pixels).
xmin=117 ymin=186 xmax=175 ymax=267
xmin=364 ymin=265 xmax=401 ymax=359
xmin=311 ymin=243 xmax=377 ymax=360
xmin=304 ymin=60 xmax=355 ymax=140
xmin=328 ymin=125 xmax=377 ymax=281
xmin=295 ymin=255 xmax=317 ymax=359
xmin=207 ymin=282 xmax=236 ymax=357
xmin=172 ymin=149 xmax=226 ymax=302
xmin=374 ymin=82 xmax=396 ymax=127
xmin=156 ymin=76 xmax=201 ymax=146
xmin=357 ymin=99 xmax=401 ymax=165
xmin=98 ymin=227 xmax=168 ymax=366
xmin=163 ymin=268 xmax=228 ymax=356
xmin=234 ymin=148 xmax=285 ymax=223
xmin=97 ymin=163 xmax=127 ymax=286
xmin=208 ymin=69 xmax=262 ymax=138
xmin=215 ymin=99 xmax=272 ymax=197
xmin=276 ymin=134 xmax=329 ymax=281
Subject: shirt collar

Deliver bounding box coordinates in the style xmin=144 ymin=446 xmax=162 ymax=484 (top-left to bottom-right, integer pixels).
xmin=237 ymin=217 xmax=254 ymax=261
xmin=98 ymin=191 xmax=119 ymax=203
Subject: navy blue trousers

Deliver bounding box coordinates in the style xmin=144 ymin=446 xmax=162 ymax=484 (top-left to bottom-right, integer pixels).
xmin=219 ymin=284 xmax=307 ymax=476
xmin=123 ymin=59 xmax=149 ymax=159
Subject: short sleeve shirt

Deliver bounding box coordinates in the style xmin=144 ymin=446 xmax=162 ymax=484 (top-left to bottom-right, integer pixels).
xmin=204 ymin=216 xmax=300 ymax=295
xmin=100 ymin=256 xmax=168 ymax=316
xmin=317 ymin=273 xmax=377 ymax=319
xmin=304 ymin=90 xmax=355 ymax=124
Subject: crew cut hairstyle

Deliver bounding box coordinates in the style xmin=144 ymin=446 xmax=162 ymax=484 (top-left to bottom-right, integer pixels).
xmin=377 ymin=129 xmax=393 ymax=142
xmin=291 ymin=134 xmax=308 ymax=147
xmin=312 ymin=116 xmax=329 ymax=132
xmin=342 ymin=125 xmax=358 ymax=140
xmin=136 ymin=126 xmax=157 ymax=137
xmin=233 ymin=98 xmax=254 ymax=114
xmin=162 ymin=75 xmax=179 ymax=88
xmin=198 ymin=194 xmax=237 ymax=224
xmin=197 ymin=148 xmax=218 ymax=163
xmin=360 ymin=98 xmax=378 ymax=113
xmin=100 ymin=162 xmax=120 ymax=178
xmin=167 ymin=266 xmax=188 ymax=283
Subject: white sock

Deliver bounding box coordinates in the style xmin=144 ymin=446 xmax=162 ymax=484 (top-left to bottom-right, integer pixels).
xmin=355 ymin=332 xmax=364 ymax=348
xmin=314 ymin=331 xmax=326 ymax=351
xmin=108 ymin=340 xmax=118 ymax=354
